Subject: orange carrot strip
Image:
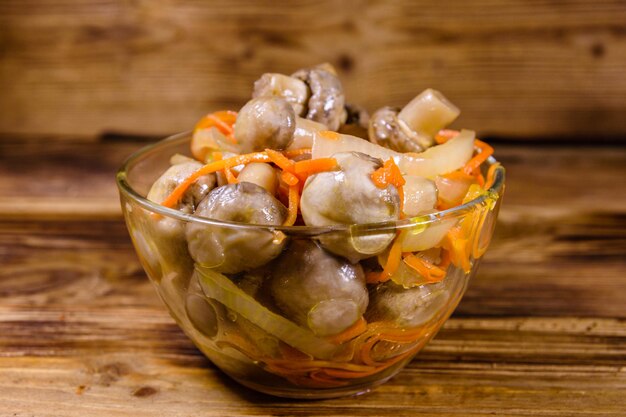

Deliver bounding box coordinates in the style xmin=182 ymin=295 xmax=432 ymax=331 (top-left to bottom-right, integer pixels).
xmin=282 ymin=147 xmax=312 ymax=158
xmin=265 ymin=148 xmax=295 ymax=172
xmin=444 ymin=225 xmax=471 ymax=272
xmin=293 ymin=157 xmax=338 ymax=176
xmin=367 ymin=236 xmax=403 ymax=284
xmin=212 ymin=152 xmax=238 ymax=184
xmin=435 ymin=129 xmax=460 ymax=144
xmin=402 ymin=254 xmax=446 ymax=283
xmin=463 ymin=139 xmax=494 ymax=176
xmin=326 ymin=317 xmax=368 ymax=345
xmin=195 ymin=111 xmax=237 ymax=138
xmin=281 ymin=170 xmax=299 ymax=186
xmin=371 ymin=158 xmax=406 ymax=189
xmin=284 ymin=184 xmax=300 ymax=226
xmin=160 ymin=152 xmax=270 ymax=208
xmin=484 ymin=162 xmax=501 ymax=190
xmin=206 ymin=114 xmax=234 ymax=136
xmin=442 ymin=169 xmax=475 ymax=181
xmin=382 ymin=239 xmax=403 ymax=279
xmin=224 ymin=167 xmax=238 ymax=184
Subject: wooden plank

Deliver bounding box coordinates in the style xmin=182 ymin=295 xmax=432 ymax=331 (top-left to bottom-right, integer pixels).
xmin=0 ymin=307 xmax=624 ymax=416
xmin=2 ymin=140 xmax=625 ymax=217
xmin=1 ymin=1 xmax=626 ymax=138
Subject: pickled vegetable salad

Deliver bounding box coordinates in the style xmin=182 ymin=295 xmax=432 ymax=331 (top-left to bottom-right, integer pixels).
xmin=147 ymin=63 xmax=500 ymax=387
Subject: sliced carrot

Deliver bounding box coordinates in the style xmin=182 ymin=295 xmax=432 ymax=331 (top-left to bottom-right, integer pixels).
xmin=224 ymin=168 xmax=238 ymax=184
xmin=265 ymin=148 xmax=295 ymax=172
xmin=280 ymin=170 xmax=299 ymax=187
xmin=463 ymin=139 xmax=494 ymax=176
xmin=484 ymin=162 xmax=501 ymax=190
xmin=402 ymin=254 xmax=447 ymax=283
xmin=442 ymin=169 xmax=475 ymax=181
xmin=326 ymin=317 xmax=368 ymax=345
xmin=293 ymin=157 xmax=338 ymax=176
xmin=284 ymin=184 xmax=300 ymax=226
xmin=195 ymin=110 xmax=238 ymax=143
xmin=367 ymin=235 xmax=403 ymax=284
xmin=160 ymin=152 xmax=270 ymax=208
xmin=371 ymin=158 xmax=406 ymax=189
xmin=282 ymin=147 xmax=312 ymax=158
xmin=212 ymin=152 xmax=238 ymax=184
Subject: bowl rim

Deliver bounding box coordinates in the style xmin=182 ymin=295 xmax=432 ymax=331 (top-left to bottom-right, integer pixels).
xmin=116 ymin=131 xmax=505 ymax=234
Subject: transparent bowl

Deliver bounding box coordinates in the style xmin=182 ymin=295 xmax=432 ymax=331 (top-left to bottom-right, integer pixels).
xmin=116 ymin=132 xmax=505 ymax=399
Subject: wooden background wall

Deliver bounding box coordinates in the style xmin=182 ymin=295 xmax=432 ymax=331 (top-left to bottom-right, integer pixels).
xmin=1 ymin=0 xmax=626 ymax=140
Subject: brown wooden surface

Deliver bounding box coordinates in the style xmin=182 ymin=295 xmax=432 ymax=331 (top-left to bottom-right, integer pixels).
xmin=2 ymin=0 xmax=626 ymax=139
xmin=0 ymin=138 xmax=625 ymax=416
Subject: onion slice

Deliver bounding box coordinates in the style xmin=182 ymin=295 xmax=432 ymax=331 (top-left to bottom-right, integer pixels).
xmin=196 ymin=266 xmax=338 ymax=360
xmin=312 ymin=130 xmax=475 ymax=178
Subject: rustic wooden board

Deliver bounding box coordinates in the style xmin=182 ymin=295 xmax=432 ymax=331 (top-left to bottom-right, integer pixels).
xmin=1 ymin=0 xmax=626 ymax=138
xmin=0 ymin=310 xmax=624 ymax=417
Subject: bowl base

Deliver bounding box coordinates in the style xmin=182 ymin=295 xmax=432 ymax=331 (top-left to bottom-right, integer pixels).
xmin=227 ymin=372 xmax=398 ymax=399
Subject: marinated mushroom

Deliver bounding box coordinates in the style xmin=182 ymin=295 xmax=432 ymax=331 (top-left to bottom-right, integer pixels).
xmin=365 ymin=280 xmax=449 ymax=328
xmin=147 ymin=161 xmax=216 ymax=212
xmin=292 ymin=64 xmax=346 ymax=131
xmin=268 ymin=240 xmax=368 ymax=336
xmin=369 ymin=106 xmax=429 ymax=153
xmin=252 ymin=73 xmax=310 ymax=116
xmin=142 ymin=160 xmax=216 ymax=288
xmin=300 ymin=152 xmax=400 ymax=261
xmin=186 ymin=182 xmax=288 ymax=274
xmin=233 ymin=97 xmax=296 ymax=153
xmin=369 ymin=89 xmax=461 ymax=152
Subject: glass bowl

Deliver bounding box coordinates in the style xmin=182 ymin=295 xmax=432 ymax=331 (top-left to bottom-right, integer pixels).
xmin=116 ymin=132 xmax=505 ymax=399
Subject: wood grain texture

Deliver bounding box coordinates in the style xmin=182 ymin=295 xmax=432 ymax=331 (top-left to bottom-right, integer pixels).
xmin=0 ymin=309 xmax=624 ymax=417
xmin=1 ymin=0 xmax=626 ymax=138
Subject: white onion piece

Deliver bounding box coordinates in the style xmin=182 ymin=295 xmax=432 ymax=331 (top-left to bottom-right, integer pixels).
xmin=435 ymin=175 xmax=473 ymax=208
xmin=312 ymin=129 xmax=475 ymax=178
xmin=399 ymin=218 xmax=457 ymax=252
xmin=196 ymin=266 xmax=338 ymax=360
xmin=403 ymin=176 xmax=437 ymax=217
xmin=288 ymin=118 xmax=327 ymax=150
xmin=398 ymin=88 xmax=460 ymax=137
xmin=398 ymin=129 xmax=475 ymax=178
xmin=312 ymin=131 xmax=399 ymax=161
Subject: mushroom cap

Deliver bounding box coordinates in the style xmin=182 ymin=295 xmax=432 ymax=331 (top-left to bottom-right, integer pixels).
xmin=268 ymin=240 xmax=368 ymax=336
xmin=300 ymin=152 xmax=400 ymax=261
xmin=252 ymin=73 xmax=310 ymax=117
xmin=292 ymin=65 xmax=346 ymax=131
xmin=147 ymin=161 xmax=216 ymax=211
xmin=365 ymin=280 xmax=449 ymax=328
xmin=234 ymin=96 xmax=296 ymax=153
xmin=369 ymin=107 xmax=432 ymax=153
xmin=186 ymin=182 xmax=287 ymax=274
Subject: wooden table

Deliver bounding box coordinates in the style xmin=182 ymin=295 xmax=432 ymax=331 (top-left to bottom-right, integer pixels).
xmin=1 ymin=138 xmax=625 ymax=416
